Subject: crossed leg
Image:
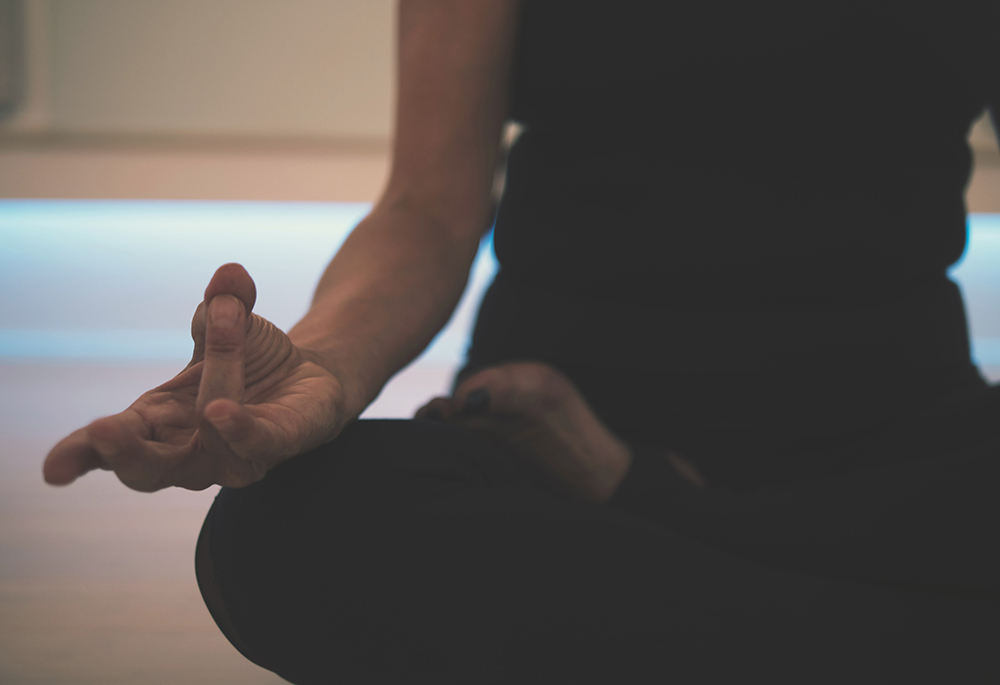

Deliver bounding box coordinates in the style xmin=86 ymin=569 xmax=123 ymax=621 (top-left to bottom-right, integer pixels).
xmin=196 ymin=418 xmax=998 ymax=684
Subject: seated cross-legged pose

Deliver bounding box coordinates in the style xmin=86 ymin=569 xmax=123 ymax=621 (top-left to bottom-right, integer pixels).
xmin=45 ymin=1 xmax=1000 ymax=682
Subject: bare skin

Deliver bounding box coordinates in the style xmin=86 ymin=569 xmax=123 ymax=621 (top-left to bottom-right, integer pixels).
xmin=43 ymin=1 xmax=522 ymax=492
xmin=415 ymin=361 xmax=708 ymax=502
xmin=43 ymin=263 xmax=344 ymax=491
xmin=40 ymin=2 xmax=709 ymax=502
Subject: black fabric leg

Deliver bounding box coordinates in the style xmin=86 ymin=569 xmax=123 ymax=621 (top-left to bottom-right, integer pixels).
xmin=197 ymin=419 xmax=998 ymax=684
xmin=610 ymin=385 xmax=1000 ymax=598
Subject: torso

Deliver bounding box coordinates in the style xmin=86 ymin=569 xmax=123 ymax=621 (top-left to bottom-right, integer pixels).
xmin=469 ymin=0 xmax=1000 ymax=486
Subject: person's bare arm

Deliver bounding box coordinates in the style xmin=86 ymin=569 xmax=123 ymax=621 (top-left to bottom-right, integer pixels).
xmin=43 ymin=0 xmax=521 ymax=491
xmin=290 ymin=0 xmax=521 ymax=422
xmin=989 ymin=103 xmax=999 ymax=147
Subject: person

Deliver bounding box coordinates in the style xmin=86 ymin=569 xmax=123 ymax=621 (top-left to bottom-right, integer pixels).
xmin=44 ymin=1 xmax=999 ymax=682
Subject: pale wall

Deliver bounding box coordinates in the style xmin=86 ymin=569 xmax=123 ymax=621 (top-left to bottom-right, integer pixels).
xmin=0 ymin=0 xmax=996 ymax=208
xmin=4 ymin=0 xmax=394 ymax=141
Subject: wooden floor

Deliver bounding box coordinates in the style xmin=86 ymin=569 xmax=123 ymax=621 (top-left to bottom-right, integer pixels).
xmin=0 ymin=363 xmax=279 ymax=684
xmin=0 ymin=199 xmax=488 ymax=684
xmin=0 ymin=361 xmax=456 ymax=685
xmin=1 ymin=200 xmax=999 ymax=683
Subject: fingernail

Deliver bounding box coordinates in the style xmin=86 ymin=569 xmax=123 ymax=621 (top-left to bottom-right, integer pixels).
xmin=460 ymin=388 xmax=490 ymax=416
xmin=425 ymin=407 xmax=445 ymax=421
xmin=209 ymin=295 xmax=241 ymax=329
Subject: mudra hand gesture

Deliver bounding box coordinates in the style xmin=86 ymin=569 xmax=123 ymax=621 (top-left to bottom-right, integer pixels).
xmin=43 ymin=263 xmax=344 ymax=492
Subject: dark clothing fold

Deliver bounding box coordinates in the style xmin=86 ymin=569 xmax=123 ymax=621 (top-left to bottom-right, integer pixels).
xmin=198 ymin=413 xmax=999 ymax=684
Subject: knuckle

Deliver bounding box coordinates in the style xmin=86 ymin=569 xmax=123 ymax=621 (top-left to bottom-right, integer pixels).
xmin=205 ymin=336 xmax=243 ymax=357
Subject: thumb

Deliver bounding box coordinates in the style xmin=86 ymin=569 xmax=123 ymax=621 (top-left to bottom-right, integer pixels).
xmin=196 ymin=294 xmax=247 ymax=412
xmin=195 ymin=264 xmax=257 ymax=412
xmin=189 ymin=263 xmax=257 ymax=366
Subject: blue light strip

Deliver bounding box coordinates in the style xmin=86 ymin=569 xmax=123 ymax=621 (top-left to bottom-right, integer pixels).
xmin=1 ymin=201 xmax=997 ymax=365
xmin=0 ymin=329 xmax=193 ymax=361
xmin=0 ymin=199 xmax=496 ymax=364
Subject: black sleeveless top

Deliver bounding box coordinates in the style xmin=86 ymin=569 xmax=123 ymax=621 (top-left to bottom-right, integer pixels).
xmin=468 ymin=0 xmax=1000 ymax=486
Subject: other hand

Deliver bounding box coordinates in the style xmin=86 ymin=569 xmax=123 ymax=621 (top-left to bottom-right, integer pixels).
xmin=414 ymin=362 xmax=634 ymax=502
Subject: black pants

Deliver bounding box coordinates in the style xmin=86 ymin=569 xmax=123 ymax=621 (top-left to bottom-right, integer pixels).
xmin=196 ymin=386 xmax=1000 ymax=684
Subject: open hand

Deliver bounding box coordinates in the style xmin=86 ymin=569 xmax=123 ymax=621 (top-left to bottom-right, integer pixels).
xmin=43 ymin=264 xmax=345 ymax=492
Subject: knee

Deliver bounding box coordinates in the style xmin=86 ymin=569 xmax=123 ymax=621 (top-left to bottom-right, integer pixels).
xmin=202 ymin=418 xmax=516 ymax=596
xmin=196 ymin=420 xmax=515 ymax=668
xmin=194 ymin=513 xmax=258 ymax=664
xmin=227 ymin=418 xmax=515 ymax=513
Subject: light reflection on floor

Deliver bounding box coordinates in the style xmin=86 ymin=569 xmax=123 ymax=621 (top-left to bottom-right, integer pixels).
xmin=1 ymin=201 xmax=999 ymax=684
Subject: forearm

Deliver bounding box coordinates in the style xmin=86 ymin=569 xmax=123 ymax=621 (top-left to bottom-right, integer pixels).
xmin=288 ymin=201 xmax=481 ymax=423
xmin=290 ymin=0 xmax=518 ymax=427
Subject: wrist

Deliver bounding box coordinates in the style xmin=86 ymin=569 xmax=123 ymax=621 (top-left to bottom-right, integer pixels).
xmin=295 ymin=343 xmax=378 ymax=429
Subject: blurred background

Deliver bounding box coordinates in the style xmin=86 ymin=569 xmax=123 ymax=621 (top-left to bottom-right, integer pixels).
xmin=0 ymin=1 xmax=997 ymax=683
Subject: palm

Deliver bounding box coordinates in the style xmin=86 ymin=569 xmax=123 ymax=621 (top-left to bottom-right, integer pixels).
xmin=121 ymin=355 xmax=337 ymax=490
xmin=44 ymin=264 xmax=344 ymax=492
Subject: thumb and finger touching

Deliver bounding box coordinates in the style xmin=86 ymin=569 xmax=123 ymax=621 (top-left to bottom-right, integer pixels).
xmin=44 ymin=263 xmax=262 ymax=488
xmin=189 ymin=263 xmax=257 ymax=366
xmin=193 ymin=264 xmax=293 ymax=463
xmin=196 ymin=264 xmax=266 ymax=458
xmin=193 ymin=265 xmax=300 ymax=468
xmin=197 ymin=293 xmax=247 ymax=411
xmin=197 ymin=265 xmax=256 ymax=410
